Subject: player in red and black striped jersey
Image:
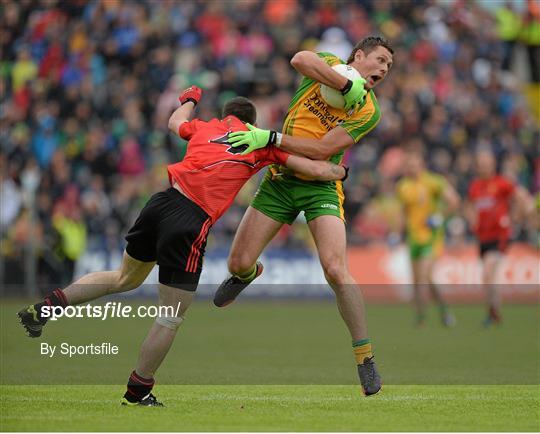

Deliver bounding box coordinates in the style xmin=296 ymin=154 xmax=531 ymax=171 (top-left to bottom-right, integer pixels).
xmin=169 ymin=109 xmax=288 ymax=224
xmin=465 ymin=149 xmax=535 ymax=326
xmin=17 ymin=86 xmax=348 ymax=406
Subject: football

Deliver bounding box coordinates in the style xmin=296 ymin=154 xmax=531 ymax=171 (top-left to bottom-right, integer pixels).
xmin=320 ymin=64 xmax=362 ymax=109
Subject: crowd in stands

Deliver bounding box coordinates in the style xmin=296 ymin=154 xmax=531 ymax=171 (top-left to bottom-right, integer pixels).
xmin=1 ymin=0 xmax=539 ymax=285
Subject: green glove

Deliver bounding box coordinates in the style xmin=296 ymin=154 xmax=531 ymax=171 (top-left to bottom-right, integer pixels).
xmin=341 ymin=77 xmax=367 ymax=110
xmin=228 ymin=123 xmax=277 ymax=155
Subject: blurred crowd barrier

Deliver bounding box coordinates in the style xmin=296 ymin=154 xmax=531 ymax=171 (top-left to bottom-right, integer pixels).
xmin=1 ymin=0 xmax=539 ymax=289
xmin=3 ymin=242 xmax=537 ymax=303
xmin=348 ymin=242 xmax=539 ymax=302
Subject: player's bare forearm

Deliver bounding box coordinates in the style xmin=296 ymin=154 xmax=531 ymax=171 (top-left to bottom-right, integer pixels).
xmin=312 ymin=161 xmax=346 ymax=181
xmin=285 ymin=155 xmax=345 ymax=181
xmin=279 ymin=135 xmax=330 ymax=160
xmin=279 ymin=126 xmax=355 ymax=160
xmin=290 ymin=51 xmax=348 ymax=89
xmin=168 ymin=102 xmax=195 ymax=136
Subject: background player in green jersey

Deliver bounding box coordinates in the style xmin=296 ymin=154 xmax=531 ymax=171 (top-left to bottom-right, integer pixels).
xmin=396 ymin=149 xmax=460 ymax=327
xmin=214 ymin=37 xmax=393 ymax=396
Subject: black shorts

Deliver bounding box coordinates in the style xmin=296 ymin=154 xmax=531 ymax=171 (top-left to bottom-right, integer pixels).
xmin=125 ymin=188 xmax=211 ymax=290
xmin=479 ymin=239 xmax=508 ymax=258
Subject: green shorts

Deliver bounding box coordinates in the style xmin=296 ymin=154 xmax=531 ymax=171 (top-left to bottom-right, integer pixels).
xmin=251 ymin=170 xmax=344 ymax=225
xmin=408 ymin=237 xmax=444 ymax=261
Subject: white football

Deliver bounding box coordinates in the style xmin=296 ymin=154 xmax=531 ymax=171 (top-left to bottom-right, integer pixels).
xmin=320 ymin=64 xmax=362 ymax=109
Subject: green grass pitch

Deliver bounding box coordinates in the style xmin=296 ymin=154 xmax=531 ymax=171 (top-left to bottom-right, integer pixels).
xmin=1 ymin=385 xmax=538 ymax=431
xmin=1 ymin=300 xmax=539 ymax=431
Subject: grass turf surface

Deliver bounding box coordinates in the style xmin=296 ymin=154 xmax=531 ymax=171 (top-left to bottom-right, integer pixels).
xmin=1 ymin=300 xmax=539 ymax=431
xmin=1 ymin=385 xmax=539 ymax=431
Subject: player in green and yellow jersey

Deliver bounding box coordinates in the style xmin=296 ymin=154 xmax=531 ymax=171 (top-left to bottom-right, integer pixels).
xmin=396 ymin=149 xmax=460 ymax=327
xmin=213 ymin=37 xmax=393 ymax=396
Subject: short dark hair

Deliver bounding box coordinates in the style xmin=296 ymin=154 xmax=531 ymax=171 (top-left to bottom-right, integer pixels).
xmin=346 ymin=36 xmax=394 ymax=64
xmin=222 ymin=96 xmax=257 ymax=124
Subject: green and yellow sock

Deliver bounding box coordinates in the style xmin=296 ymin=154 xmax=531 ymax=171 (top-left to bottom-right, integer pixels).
xmin=352 ymin=338 xmax=373 ymax=365
xmin=235 ymin=264 xmax=257 ymax=283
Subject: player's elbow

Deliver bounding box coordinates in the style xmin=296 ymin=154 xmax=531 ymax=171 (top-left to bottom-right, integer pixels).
xmin=169 ymin=117 xmax=187 ymax=136
xmin=317 ymin=139 xmax=345 ymax=160
xmin=290 ymin=51 xmax=312 ymax=70
xmin=315 ymin=147 xmax=336 ymax=161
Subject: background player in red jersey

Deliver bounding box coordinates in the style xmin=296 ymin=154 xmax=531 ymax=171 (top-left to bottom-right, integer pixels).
xmin=17 ymin=86 xmax=347 ymax=406
xmin=466 ymin=149 xmax=535 ymax=326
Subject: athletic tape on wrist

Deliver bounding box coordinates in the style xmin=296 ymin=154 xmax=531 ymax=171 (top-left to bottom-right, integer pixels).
xmin=341 ymin=166 xmax=349 ymax=181
xmin=340 ymin=79 xmax=353 ymax=95
xmin=268 ymin=130 xmax=277 ymax=146
xmin=181 ymin=98 xmax=198 ymax=106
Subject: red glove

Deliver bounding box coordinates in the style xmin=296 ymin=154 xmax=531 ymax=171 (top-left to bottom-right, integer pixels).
xmin=179 ymin=85 xmax=202 ymax=106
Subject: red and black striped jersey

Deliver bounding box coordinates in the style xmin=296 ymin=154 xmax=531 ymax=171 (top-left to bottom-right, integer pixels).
xmin=167 ymin=115 xmax=289 ymax=223
xmin=468 ymin=175 xmax=515 ymax=242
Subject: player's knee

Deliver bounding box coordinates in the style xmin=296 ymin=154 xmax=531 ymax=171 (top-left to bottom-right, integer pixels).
xmin=155 ymin=314 xmax=185 ymax=331
xmin=227 ymin=254 xmax=255 ymax=276
xmin=322 ymin=262 xmax=348 ymax=286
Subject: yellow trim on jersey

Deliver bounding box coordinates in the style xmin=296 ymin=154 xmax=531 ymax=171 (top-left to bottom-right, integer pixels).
xmin=336 ymin=180 xmax=345 ymax=220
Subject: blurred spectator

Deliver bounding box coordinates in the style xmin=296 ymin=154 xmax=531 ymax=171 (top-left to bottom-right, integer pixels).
xmin=494 ymin=1 xmax=521 ymax=71
xmin=521 ymin=0 xmax=540 ymax=83
xmin=316 ymin=27 xmax=353 ymax=61
xmin=0 ymin=159 xmax=22 ymax=234
xmin=52 ymin=185 xmax=87 ymax=283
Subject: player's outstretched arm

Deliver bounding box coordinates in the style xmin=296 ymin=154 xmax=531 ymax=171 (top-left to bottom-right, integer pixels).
xmin=168 ymin=86 xmax=203 ymax=136
xmin=284 ymin=155 xmax=347 ymax=182
xmin=229 ymin=124 xmax=355 ymax=160
xmin=278 ymin=126 xmax=355 ymax=160
xmin=424 ymin=181 xmax=460 ymax=230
